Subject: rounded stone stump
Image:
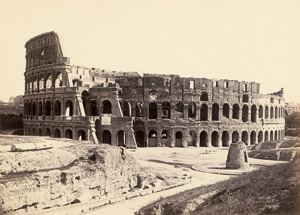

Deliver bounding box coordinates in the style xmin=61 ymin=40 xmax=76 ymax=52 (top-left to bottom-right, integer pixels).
xmin=226 ymin=141 xmax=249 ymax=169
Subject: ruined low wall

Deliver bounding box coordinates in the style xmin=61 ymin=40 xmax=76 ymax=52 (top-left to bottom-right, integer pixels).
xmin=0 ymin=137 xmax=140 ymax=214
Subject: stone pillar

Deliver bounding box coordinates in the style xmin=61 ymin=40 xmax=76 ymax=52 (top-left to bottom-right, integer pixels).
xmin=208 ymin=106 xmax=212 ymax=121
xmin=207 ymin=131 xmax=212 ymax=147
xmin=238 ymin=131 xmax=242 ymax=142
xmin=183 ymin=104 xmax=188 ymax=119
xmin=229 ymin=107 xmax=232 ymax=119
xmin=182 ymin=129 xmax=188 ymax=147
xmin=196 ymin=105 xmax=200 ymax=120
xmin=170 ymin=129 xmax=175 ymax=147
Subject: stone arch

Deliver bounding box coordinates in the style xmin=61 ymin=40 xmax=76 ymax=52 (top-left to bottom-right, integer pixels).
xmin=54 ymin=100 xmax=61 ymax=116
xmin=250 ymin=131 xmax=256 ymax=145
xmin=188 ymin=102 xmax=196 ymax=118
xmin=33 ymin=77 xmax=38 ymax=90
xmin=161 ymin=130 xmax=170 ymax=146
xmin=27 ymin=127 xmax=31 ymax=135
xmin=251 ymin=105 xmax=257 ymax=122
xmin=275 ymin=106 xmax=278 ymax=119
xmin=117 ymin=130 xmax=126 ymax=147
xmin=148 ymin=130 xmax=157 ymax=147
xmin=212 ymin=103 xmax=219 ymax=121
xmin=270 ymin=130 xmax=274 ymax=141
xmin=149 ymin=102 xmax=157 ymax=119
xmin=32 ymin=101 xmax=36 ymax=116
xmin=123 ymin=101 xmax=131 ymax=116
xmin=65 ymin=100 xmax=73 ymax=116
xmin=65 ymin=129 xmax=73 ymax=139
xmin=200 ymin=104 xmax=208 ymax=121
xmin=38 ymin=101 xmax=43 ymax=116
xmin=200 ymin=92 xmax=208 ymax=101
xmin=32 ymin=127 xmax=36 ymax=135
xmin=264 ymin=131 xmax=269 ymax=141
xmin=78 ymin=130 xmax=87 ymax=140
xmin=46 ymin=75 xmax=52 ymax=88
xmin=135 ymin=130 xmax=145 ymax=147
xmin=258 ymin=131 xmax=263 ymax=143
xmin=45 ymin=101 xmax=51 ymax=116
xmin=54 ymin=129 xmax=61 ymax=138
xmin=200 ymin=131 xmax=208 ymax=147
xmin=39 ymin=75 xmax=44 ymax=89
xmin=265 ymin=106 xmax=269 ymax=119
xmin=175 ymin=102 xmax=184 ymax=118
xmin=37 ymin=128 xmax=43 ymax=136
xmin=242 ymin=131 xmax=248 ymax=145
xmin=232 ymin=131 xmax=239 ymax=143
xmin=222 ymin=131 xmax=229 ymax=147
xmin=188 ymin=130 xmax=197 ymax=146
xmin=45 ymin=128 xmax=51 ymax=136
xmin=259 ymin=105 xmax=263 ymax=118
xmin=242 ymin=105 xmax=248 ymax=122
xmin=232 ymin=104 xmax=239 ymax=120
xmin=102 ymin=130 xmax=111 ymax=144
xmin=223 ymin=103 xmax=229 ymax=119
xmin=175 ymin=131 xmax=183 ymax=147
xmin=162 ymin=101 xmax=171 ymax=119
xmin=54 ymin=73 xmax=62 ymax=88
xmin=211 ymin=131 xmax=219 ymax=147
xmin=275 ymin=130 xmax=278 ymax=141
xmin=102 ymin=100 xmax=112 ymax=114
xmin=270 ymin=107 xmax=274 ymax=119
xmin=135 ymin=102 xmax=143 ymax=117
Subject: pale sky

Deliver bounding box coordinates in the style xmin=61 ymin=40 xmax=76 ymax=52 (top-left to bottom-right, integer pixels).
xmin=0 ymin=0 xmax=299 ymax=103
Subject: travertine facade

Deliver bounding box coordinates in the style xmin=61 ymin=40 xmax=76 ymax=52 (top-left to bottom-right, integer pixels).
xmin=23 ymin=32 xmax=285 ymax=148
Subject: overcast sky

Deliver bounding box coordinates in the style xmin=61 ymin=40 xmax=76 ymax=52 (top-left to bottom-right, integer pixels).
xmin=0 ymin=0 xmax=299 ymax=103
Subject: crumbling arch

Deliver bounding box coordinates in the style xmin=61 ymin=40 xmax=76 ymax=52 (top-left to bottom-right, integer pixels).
xmin=200 ymin=104 xmax=208 ymax=121
xmin=264 ymin=131 xmax=269 ymax=141
xmin=232 ymin=131 xmax=239 ymax=143
xmin=188 ymin=130 xmax=197 ymax=146
xmin=54 ymin=129 xmax=61 ymax=138
xmin=102 ymin=130 xmax=111 ymax=144
xmin=251 ymin=105 xmax=257 ymax=122
xmin=175 ymin=131 xmax=183 ymax=147
xmin=212 ymin=103 xmax=219 ymax=121
xmin=188 ymin=102 xmax=196 ymax=118
xmin=200 ymin=131 xmax=208 ymax=147
xmin=45 ymin=101 xmax=51 ymax=116
xmin=102 ymin=100 xmax=112 ymax=114
xmin=265 ymin=106 xmax=269 ymax=119
xmin=259 ymin=105 xmax=263 ymax=118
xmin=78 ymin=130 xmax=87 ymax=140
xmin=200 ymin=92 xmax=208 ymax=101
xmin=250 ymin=131 xmax=256 ymax=145
xmin=242 ymin=105 xmax=248 ymax=122
xmin=223 ymin=103 xmax=229 ymax=119
xmin=148 ymin=130 xmax=157 ymax=147
xmin=232 ymin=104 xmax=239 ymax=120
xmin=211 ymin=131 xmax=219 ymax=147
xmin=135 ymin=130 xmax=145 ymax=147
xmin=242 ymin=131 xmax=248 ymax=145
xmin=162 ymin=101 xmax=171 ymax=119
xmin=258 ymin=131 xmax=263 ymax=143
xmin=117 ymin=130 xmax=126 ymax=147
xmin=123 ymin=101 xmax=131 ymax=116
xmin=45 ymin=128 xmax=51 ymax=136
xmin=65 ymin=100 xmax=73 ymax=116
xmin=38 ymin=128 xmax=43 ymax=136
xmin=65 ymin=129 xmax=73 ymax=139
xmin=54 ymin=100 xmax=61 ymax=116
xmin=222 ymin=131 xmax=229 ymax=147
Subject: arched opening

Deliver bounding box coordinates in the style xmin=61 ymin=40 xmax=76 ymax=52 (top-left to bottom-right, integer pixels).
xmin=95 ymin=119 xmax=101 ymax=143
xmin=123 ymin=102 xmax=131 ymax=116
xmin=46 ymin=75 xmax=52 ymax=88
xmin=259 ymin=105 xmax=263 ymax=118
xmin=188 ymin=130 xmax=197 ymax=146
xmin=54 ymin=100 xmax=61 ymax=116
xmin=200 ymin=104 xmax=208 ymax=121
xmin=161 ymin=130 xmax=170 ymax=146
xmin=32 ymin=127 xmax=36 ymax=135
xmin=33 ymin=78 xmax=38 ymax=90
xmin=265 ymin=106 xmax=269 ymax=119
xmin=212 ymin=103 xmax=219 ymax=121
xmin=211 ymin=131 xmax=219 ymax=147
xmin=242 ymin=131 xmax=248 ymax=145
xmin=65 ymin=100 xmax=73 ymax=116
xmin=264 ymin=131 xmax=269 ymax=141
xmin=136 ymin=102 xmax=143 ymax=117
xmin=200 ymin=131 xmax=208 ymax=147
xmin=45 ymin=128 xmax=51 ymax=136
xmin=251 ymin=105 xmax=257 ymax=122
xmin=28 ymin=101 xmax=32 ymax=116
xmin=45 ymin=101 xmax=51 ymax=116
xmin=242 ymin=94 xmax=249 ymax=103
xmin=175 ymin=131 xmax=183 ymax=147
xmin=270 ymin=107 xmax=274 ymax=119
xmin=103 ymin=130 xmax=111 ymax=144
xmin=91 ymin=101 xmax=98 ymax=116
xmin=200 ymin=92 xmax=208 ymax=101
xmin=135 ymin=130 xmax=145 ymax=147
xmin=82 ymin=91 xmax=90 ymax=116
xmin=270 ymin=130 xmax=274 ymax=141
xmin=149 ymin=102 xmax=157 ymax=119
xmin=117 ymin=130 xmax=126 ymax=147
xmin=175 ymin=102 xmax=184 ymax=118
xmin=78 ymin=130 xmax=87 ymax=140
xmin=102 ymin=100 xmax=112 ymax=114
xmin=232 ymin=131 xmax=239 ymax=143
xmin=162 ymin=101 xmax=171 ymax=119
xmin=188 ymin=102 xmax=196 ymax=118
xmin=148 ymin=130 xmax=157 ymax=147
xmin=65 ymin=129 xmax=73 ymax=139
xmin=222 ymin=131 xmax=229 ymax=147
xmin=258 ymin=131 xmax=263 ymax=143
xmin=278 ymin=130 xmax=281 ymax=141
xmin=39 ymin=76 xmax=44 ymax=89
xmin=275 ymin=130 xmax=278 ymax=141
xmin=223 ymin=104 xmax=229 ymax=119
xmin=54 ymin=129 xmax=61 ymax=138
xmin=55 ymin=73 xmax=62 ymax=88
xmin=250 ymin=131 xmax=256 ymax=145
xmin=37 ymin=128 xmax=43 ymax=136
xmin=32 ymin=101 xmax=36 ymax=116
xmin=27 ymin=127 xmax=31 ymax=135
xmin=275 ymin=107 xmax=278 ymax=119
xmin=232 ymin=104 xmax=239 ymax=120
xmin=242 ymin=105 xmax=248 ymax=122
xmin=38 ymin=101 xmax=43 ymax=116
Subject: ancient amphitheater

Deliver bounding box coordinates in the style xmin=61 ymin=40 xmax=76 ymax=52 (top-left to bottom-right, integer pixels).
xmin=23 ymin=31 xmax=285 ymax=148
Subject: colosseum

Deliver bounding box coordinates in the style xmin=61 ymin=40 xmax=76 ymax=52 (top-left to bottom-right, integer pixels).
xmin=23 ymin=31 xmax=285 ymax=148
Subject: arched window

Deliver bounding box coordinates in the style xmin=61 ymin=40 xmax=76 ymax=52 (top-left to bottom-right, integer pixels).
xmin=200 ymin=104 xmax=208 ymax=121
xmin=242 ymin=131 xmax=248 ymax=145
xmin=149 ymin=102 xmax=157 ymax=119
xmin=46 ymin=75 xmax=52 ymax=88
xmin=65 ymin=129 xmax=73 ymax=139
xmin=223 ymin=103 xmax=229 ymax=119
xmin=175 ymin=131 xmax=183 ymax=147
xmin=39 ymin=76 xmax=44 ymax=89
xmin=188 ymin=102 xmax=196 ymax=118
xmin=212 ymin=103 xmax=219 ymax=121
xmin=123 ymin=101 xmax=131 ymax=116
xmin=200 ymin=131 xmax=208 ymax=147
xmin=270 ymin=107 xmax=274 ymax=119
xmin=45 ymin=101 xmax=51 ymax=116
xmin=259 ymin=105 xmax=263 ymax=118
xmin=211 ymin=131 xmax=219 ymax=147
xmin=65 ymin=100 xmax=73 ymax=116
xmin=91 ymin=101 xmax=97 ymax=116
xmin=175 ymin=102 xmax=184 ymax=118
xmin=232 ymin=104 xmax=239 ymax=120
xmin=55 ymin=73 xmax=62 ymax=88
xmin=222 ymin=131 xmax=229 ymax=147
xmin=54 ymin=100 xmax=61 ymax=116
xmin=38 ymin=101 xmax=43 ymax=116
xmin=54 ymin=129 xmax=61 ymax=138
xmin=78 ymin=130 xmax=87 ymax=140
xmin=102 ymin=100 xmax=112 ymax=114
xmin=258 ymin=131 xmax=263 ymax=143
xmin=103 ymin=130 xmax=111 ymax=144
xmin=242 ymin=105 xmax=248 ymax=122
xmin=32 ymin=101 xmax=36 ymax=116
xmin=232 ymin=131 xmax=239 ymax=143
xmin=251 ymin=105 xmax=256 ymax=122
xmin=135 ymin=130 xmax=145 ymax=147
xmin=200 ymin=92 xmax=208 ymax=101
xmin=162 ymin=101 xmax=171 ymax=119
xmin=117 ymin=130 xmax=126 ymax=146
xmin=148 ymin=130 xmax=157 ymax=147
xmin=265 ymin=106 xmax=269 ymax=119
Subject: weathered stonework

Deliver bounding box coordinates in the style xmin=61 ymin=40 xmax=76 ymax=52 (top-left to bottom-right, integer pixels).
xmin=23 ymin=32 xmax=285 ymax=148
xmin=226 ymin=141 xmax=249 ymax=169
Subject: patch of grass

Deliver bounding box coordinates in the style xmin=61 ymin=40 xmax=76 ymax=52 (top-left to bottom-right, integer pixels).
xmin=136 ymin=158 xmax=300 ymax=215
xmin=279 ymin=139 xmax=300 ymax=148
xmin=257 ymin=141 xmax=278 ymax=150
